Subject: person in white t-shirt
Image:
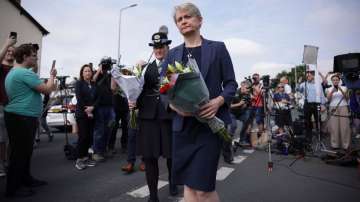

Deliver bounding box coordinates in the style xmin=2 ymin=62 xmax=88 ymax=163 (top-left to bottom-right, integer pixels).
xmin=280 ymin=76 xmax=292 ymax=94
xmin=325 ymin=74 xmax=351 ymax=150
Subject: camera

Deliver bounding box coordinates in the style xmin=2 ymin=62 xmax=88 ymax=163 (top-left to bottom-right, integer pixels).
xmin=333 ymin=53 xmax=360 ymax=89
xmin=100 ymin=56 xmax=117 ymax=71
xmin=244 ymin=76 xmax=253 ymax=86
xmin=261 ymin=75 xmax=270 ymax=89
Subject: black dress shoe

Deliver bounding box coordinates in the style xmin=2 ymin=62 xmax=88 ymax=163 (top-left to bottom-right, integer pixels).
xmin=5 ymin=187 xmax=35 ymax=198
xmin=224 ymin=157 xmax=234 ymax=164
xmin=169 ymin=184 xmax=178 ymax=196
xmin=24 ymin=178 xmax=48 ymax=187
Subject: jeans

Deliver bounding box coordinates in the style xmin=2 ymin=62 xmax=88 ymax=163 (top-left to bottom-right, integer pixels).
xmin=93 ymin=106 xmax=115 ymax=154
xmin=127 ymin=127 xmax=137 ymax=164
xmin=238 ymin=109 xmax=252 ymax=142
xmin=229 ymin=113 xmax=238 ymax=135
xmin=108 ymin=109 xmax=129 ymax=149
xmin=40 ymin=116 xmax=51 ymax=136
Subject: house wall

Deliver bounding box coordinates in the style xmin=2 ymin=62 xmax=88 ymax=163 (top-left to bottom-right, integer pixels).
xmin=0 ymin=0 xmax=44 ymax=73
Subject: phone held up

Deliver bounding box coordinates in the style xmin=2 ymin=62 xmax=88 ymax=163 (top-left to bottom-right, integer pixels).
xmin=9 ymin=31 xmax=17 ymax=40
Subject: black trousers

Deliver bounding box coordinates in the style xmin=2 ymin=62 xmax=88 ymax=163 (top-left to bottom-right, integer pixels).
xmin=144 ymin=158 xmax=172 ymax=200
xmin=76 ymin=117 xmax=94 ymax=158
xmin=4 ymin=112 xmax=37 ymax=194
xmin=108 ymin=109 xmax=129 ymax=149
xmin=304 ymin=102 xmax=321 ymax=142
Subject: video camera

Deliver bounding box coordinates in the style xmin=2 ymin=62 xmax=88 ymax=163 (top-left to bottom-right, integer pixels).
xmin=244 ymin=76 xmax=253 ymax=86
xmin=100 ymin=56 xmax=117 ymax=71
xmin=333 ymin=53 xmax=360 ymax=89
xmin=261 ymin=75 xmax=270 ymax=89
xmin=56 ymin=76 xmax=69 ymax=90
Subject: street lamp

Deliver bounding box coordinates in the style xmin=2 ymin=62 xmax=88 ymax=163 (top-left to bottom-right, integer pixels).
xmin=118 ymin=3 xmax=138 ymax=66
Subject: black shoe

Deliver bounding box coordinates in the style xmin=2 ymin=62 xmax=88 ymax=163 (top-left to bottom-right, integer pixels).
xmin=224 ymin=157 xmax=234 ymax=164
xmin=169 ymin=184 xmax=178 ymax=196
xmin=5 ymin=187 xmax=35 ymax=198
xmin=148 ymin=198 xmax=159 ymax=202
xmin=24 ymin=178 xmax=48 ymax=187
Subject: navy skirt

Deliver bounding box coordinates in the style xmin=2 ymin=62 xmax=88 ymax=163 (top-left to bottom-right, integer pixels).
xmin=171 ymin=118 xmax=222 ymax=192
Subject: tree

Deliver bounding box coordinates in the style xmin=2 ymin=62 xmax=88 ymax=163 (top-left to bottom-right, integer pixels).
xmin=275 ymin=64 xmax=306 ymax=89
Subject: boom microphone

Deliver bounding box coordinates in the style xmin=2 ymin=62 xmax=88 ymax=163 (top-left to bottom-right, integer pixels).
xmin=159 ymin=25 xmax=168 ymax=35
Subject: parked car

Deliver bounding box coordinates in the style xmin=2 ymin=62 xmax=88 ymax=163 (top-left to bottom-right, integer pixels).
xmin=46 ymin=90 xmax=77 ymax=131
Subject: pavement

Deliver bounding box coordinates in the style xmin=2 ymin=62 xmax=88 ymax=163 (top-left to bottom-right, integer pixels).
xmin=0 ymin=130 xmax=360 ymax=202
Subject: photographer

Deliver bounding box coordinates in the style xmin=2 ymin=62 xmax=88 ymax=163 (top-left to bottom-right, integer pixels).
xmin=325 ymin=74 xmax=350 ymax=150
xmin=273 ymin=83 xmax=292 ymax=135
xmin=280 ymin=76 xmax=293 ymax=99
xmin=230 ymin=80 xmax=252 ymax=145
xmin=91 ymin=59 xmax=115 ymax=162
xmin=0 ymin=34 xmax=16 ymax=177
xmin=350 ymin=90 xmax=360 ymax=137
xmin=250 ymin=73 xmax=264 ymax=135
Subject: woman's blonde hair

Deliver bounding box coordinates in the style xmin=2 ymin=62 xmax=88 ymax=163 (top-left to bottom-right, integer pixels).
xmin=173 ymin=2 xmax=202 ymax=23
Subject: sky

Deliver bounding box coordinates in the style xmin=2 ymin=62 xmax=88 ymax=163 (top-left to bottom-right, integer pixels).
xmin=22 ymin=0 xmax=360 ymax=83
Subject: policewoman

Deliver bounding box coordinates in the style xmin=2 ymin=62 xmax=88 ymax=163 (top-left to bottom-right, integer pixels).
xmin=129 ymin=31 xmax=177 ymax=202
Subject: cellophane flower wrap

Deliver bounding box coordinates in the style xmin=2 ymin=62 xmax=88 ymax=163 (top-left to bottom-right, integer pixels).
xmin=111 ymin=64 xmax=145 ymax=129
xmin=161 ymin=58 xmax=232 ymax=142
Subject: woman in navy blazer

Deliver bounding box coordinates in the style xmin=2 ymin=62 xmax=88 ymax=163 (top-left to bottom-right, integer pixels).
xmin=161 ymin=2 xmax=237 ymax=201
xmin=74 ymin=64 xmax=97 ymax=170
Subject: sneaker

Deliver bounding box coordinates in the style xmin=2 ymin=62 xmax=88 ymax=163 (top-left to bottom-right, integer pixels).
xmin=92 ymin=154 xmax=105 ymax=162
xmin=75 ymin=159 xmax=87 ymax=170
xmin=84 ymin=159 xmax=96 ymax=167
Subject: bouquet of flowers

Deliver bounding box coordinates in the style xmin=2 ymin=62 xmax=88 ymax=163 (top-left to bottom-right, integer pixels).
xmin=161 ymin=60 xmax=232 ymax=142
xmin=111 ymin=64 xmax=145 ymax=129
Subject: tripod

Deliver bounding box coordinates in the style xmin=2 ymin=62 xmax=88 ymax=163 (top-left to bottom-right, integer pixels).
xmin=57 ymin=76 xmax=71 ymax=146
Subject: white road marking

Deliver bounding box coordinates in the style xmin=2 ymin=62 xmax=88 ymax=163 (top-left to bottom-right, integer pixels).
xmin=127 ymin=152 xmax=252 ymax=200
xmin=232 ymin=155 xmax=247 ymax=164
xmin=176 ymin=198 xmax=185 ymax=202
xmin=243 ymin=149 xmax=255 ymax=154
xmin=126 ymin=180 xmax=168 ymax=198
xmin=216 ymin=167 xmax=235 ymax=181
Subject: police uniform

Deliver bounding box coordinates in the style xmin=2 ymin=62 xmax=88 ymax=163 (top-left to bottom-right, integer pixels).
xmin=136 ymin=32 xmax=178 ymax=201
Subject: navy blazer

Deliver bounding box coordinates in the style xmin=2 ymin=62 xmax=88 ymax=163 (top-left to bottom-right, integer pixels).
xmin=161 ymin=38 xmax=238 ymax=132
xmin=75 ymin=80 xmax=96 ymax=119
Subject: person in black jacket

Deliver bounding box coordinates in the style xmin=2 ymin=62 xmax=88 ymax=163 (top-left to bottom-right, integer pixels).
xmin=74 ymin=64 xmax=97 ymax=170
xmin=128 ymin=31 xmax=177 ymax=202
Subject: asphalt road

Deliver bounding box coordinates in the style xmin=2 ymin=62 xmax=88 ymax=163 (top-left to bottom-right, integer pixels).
xmin=0 ymin=130 xmax=360 ymax=202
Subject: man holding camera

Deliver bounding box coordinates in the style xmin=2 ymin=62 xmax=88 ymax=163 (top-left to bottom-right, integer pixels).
xmin=92 ymin=59 xmax=115 ymax=161
xmin=230 ymin=80 xmax=252 ymax=145
xmin=0 ymin=35 xmax=17 ymax=177
xmin=250 ymin=73 xmax=265 ymax=136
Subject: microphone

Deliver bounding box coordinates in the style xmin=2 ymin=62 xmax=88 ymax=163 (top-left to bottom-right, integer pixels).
xmin=159 ymin=25 xmax=168 ymax=35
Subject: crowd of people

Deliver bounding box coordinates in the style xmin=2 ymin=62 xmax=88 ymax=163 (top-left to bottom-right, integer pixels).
xmin=0 ymin=2 xmax=358 ymax=202
xmin=228 ymin=68 xmax=356 ymax=154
